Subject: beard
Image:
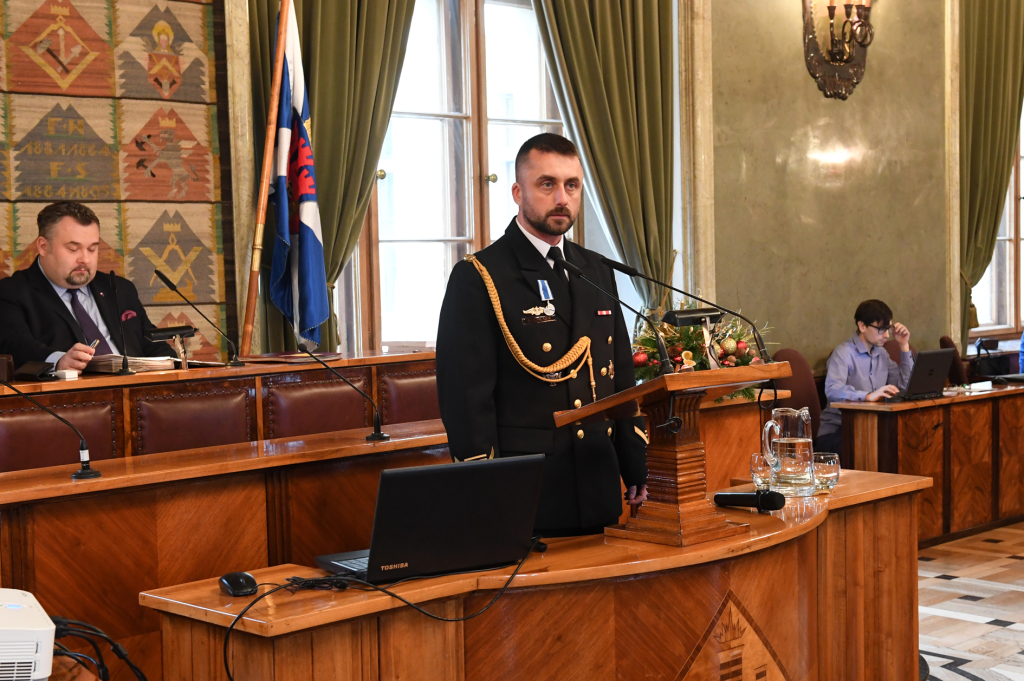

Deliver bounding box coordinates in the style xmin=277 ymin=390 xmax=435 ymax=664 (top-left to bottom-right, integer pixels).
xmin=65 ymin=268 xmax=92 ymax=287
xmin=523 ymin=204 xmax=576 ymax=236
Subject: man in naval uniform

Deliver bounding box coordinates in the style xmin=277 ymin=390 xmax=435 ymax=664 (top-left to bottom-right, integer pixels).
xmin=436 ymin=133 xmax=648 ymax=537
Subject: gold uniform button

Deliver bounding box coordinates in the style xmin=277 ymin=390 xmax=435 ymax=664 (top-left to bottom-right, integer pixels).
xmin=600 ymin=367 xmax=608 ymax=376
xmin=607 ymin=427 xmax=613 ymax=436
xmin=574 ymin=399 xmax=582 ymax=408
xmin=542 ymin=342 xmax=552 ymax=352
xmin=577 ymin=429 xmax=584 ymax=439
xmin=607 ymin=336 xmax=613 ymax=344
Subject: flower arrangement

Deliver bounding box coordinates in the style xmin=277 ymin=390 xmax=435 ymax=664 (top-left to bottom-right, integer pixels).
xmin=632 ymin=304 xmax=771 ymax=384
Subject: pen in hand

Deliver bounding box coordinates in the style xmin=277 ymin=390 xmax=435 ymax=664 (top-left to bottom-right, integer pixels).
xmin=89 ymin=339 xmax=100 ymax=350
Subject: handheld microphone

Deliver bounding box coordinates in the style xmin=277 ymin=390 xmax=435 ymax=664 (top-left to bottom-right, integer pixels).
xmin=549 ymin=249 xmax=674 ymax=376
xmin=597 ymin=255 xmax=771 ymax=363
xmin=0 ymin=377 xmax=101 ymax=479
xmin=108 ymin=271 xmax=135 ymax=376
xmin=713 ymin=490 xmax=785 ymax=512
xmin=154 ymin=269 xmax=244 ymax=367
xmin=299 ymin=348 xmax=389 ymax=441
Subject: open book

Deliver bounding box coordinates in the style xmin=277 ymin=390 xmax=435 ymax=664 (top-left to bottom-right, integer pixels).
xmin=86 ymin=354 xmax=176 ymax=373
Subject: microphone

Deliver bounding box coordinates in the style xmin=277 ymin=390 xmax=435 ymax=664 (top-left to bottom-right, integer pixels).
xmin=598 ymin=256 xmax=770 ymax=363
xmin=713 ymin=490 xmax=785 ymax=512
xmin=549 ymin=249 xmax=674 ymax=376
xmin=108 ymin=271 xmax=135 ymax=376
xmin=0 ymin=377 xmax=101 ymax=480
xmin=299 ymin=347 xmax=389 ymax=441
xmin=154 ymin=269 xmax=244 ymax=367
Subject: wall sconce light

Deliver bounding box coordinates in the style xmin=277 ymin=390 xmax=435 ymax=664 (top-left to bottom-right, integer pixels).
xmin=803 ymin=0 xmax=875 ymax=100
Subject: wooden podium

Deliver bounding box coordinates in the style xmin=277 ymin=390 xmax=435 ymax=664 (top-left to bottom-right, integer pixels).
xmin=554 ymin=362 xmax=792 ymax=546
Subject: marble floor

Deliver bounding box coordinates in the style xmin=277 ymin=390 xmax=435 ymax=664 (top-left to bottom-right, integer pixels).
xmin=919 ymin=523 xmax=1024 ymax=680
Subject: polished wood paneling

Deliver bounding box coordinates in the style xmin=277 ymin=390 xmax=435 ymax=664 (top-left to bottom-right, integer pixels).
xmin=950 ymin=401 xmax=993 ymax=532
xmin=818 ymin=492 xmax=918 ymax=681
xmin=895 ymin=406 xmax=944 ymax=541
xmin=700 ymin=401 xmax=762 ymax=493
xmin=379 ymin=600 xmax=463 ymax=681
xmin=999 ymin=396 xmax=1024 ymax=518
xmin=285 ymin=447 xmax=452 ymax=566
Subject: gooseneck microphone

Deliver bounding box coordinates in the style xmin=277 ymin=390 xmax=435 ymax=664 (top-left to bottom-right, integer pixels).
xmin=549 ymin=249 xmax=674 ymax=376
xmin=713 ymin=490 xmax=785 ymax=512
xmin=299 ymin=348 xmax=389 ymax=441
xmin=598 ymin=256 xmax=771 ymax=363
xmin=0 ymin=378 xmax=101 ymax=480
xmin=108 ymin=271 xmax=135 ymax=376
xmin=154 ymin=269 xmax=245 ymax=367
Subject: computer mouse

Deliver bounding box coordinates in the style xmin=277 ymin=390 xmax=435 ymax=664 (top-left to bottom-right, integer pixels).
xmin=219 ymin=571 xmax=258 ymax=597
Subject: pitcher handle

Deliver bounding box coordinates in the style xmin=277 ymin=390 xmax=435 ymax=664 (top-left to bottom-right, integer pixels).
xmin=761 ymin=419 xmax=780 ymax=468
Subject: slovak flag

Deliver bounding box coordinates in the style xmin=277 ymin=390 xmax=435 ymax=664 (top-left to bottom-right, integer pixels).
xmin=268 ymin=1 xmax=329 ymax=347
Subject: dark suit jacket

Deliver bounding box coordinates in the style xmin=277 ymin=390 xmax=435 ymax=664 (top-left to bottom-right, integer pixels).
xmin=0 ymin=259 xmax=173 ymax=367
xmin=436 ymin=219 xmax=647 ymax=535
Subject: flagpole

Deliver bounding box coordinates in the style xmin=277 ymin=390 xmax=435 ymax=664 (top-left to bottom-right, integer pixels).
xmin=240 ymin=0 xmax=292 ymax=357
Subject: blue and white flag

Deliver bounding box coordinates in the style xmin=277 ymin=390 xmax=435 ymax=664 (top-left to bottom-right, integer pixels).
xmin=268 ymin=1 xmax=329 ymax=348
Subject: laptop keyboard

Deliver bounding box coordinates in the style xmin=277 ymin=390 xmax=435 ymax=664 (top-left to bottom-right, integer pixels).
xmin=330 ymin=556 xmax=368 ymax=574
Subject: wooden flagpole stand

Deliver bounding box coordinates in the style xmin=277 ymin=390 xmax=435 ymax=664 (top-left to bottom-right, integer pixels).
xmin=239 ymin=0 xmax=292 ymax=357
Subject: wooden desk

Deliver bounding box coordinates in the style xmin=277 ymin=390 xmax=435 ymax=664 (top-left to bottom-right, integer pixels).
xmin=835 ymin=384 xmax=1024 ymax=545
xmin=141 ymin=470 xmax=930 ymax=681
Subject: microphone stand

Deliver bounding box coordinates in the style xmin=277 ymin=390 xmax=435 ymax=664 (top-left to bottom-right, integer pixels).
xmin=154 ymin=269 xmax=245 ymax=367
xmin=550 ymin=253 xmax=674 ymax=377
xmin=0 ymin=378 xmax=101 ymax=479
xmin=599 ymin=256 xmax=771 ymax=363
xmin=299 ymin=348 xmax=389 ymax=441
xmin=108 ymin=271 xmax=135 ymax=375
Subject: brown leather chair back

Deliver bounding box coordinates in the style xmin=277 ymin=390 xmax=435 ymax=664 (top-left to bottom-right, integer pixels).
xmin=380 ymin=366 xmax=441 ymax=424
xmin=883 ymin=339 xmax=917 ymax=363
xmin=0 ymin=394 xmax=117 ymax=472
xmin=939 ymin=336 xmax=970 ymax=385
xmin=771 ymin=348 xmax=822 ymax=438
xmin=265 ymin=376 xmax=370 ymax=439
xmin=134 ymin=384 xmax=253 ymax=455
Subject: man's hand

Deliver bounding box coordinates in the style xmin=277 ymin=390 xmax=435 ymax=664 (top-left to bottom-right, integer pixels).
xmin=56 ymin=343 xmax=95 ymax=372
xmin=893 ymin=322 xmax=911 ymax=352
xmin=625 ymin=484 xmax=648 ymax=506
xmin=866 ymin=385 xmax=899 ymax=402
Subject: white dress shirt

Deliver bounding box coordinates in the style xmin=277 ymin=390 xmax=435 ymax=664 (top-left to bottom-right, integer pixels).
xmin=516 ymin=217 xmax=566 ymax=276
xmin=39 ymin=261 xmax=119 ymax=363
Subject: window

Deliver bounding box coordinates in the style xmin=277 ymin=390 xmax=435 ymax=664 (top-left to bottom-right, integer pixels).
xmin=341 ymin=0 xmax=566 ymax=354
xmin=972 ymin=111 xmax=1023 ymax=339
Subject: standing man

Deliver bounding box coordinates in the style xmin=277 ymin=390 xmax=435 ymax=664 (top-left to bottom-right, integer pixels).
xmin=817 ymin=299 xmax=914 ymax=454
xmin=436 ymin=133 xmax=649 ymax=537
xmin=0 ymin=201 xmax=173 ymax=370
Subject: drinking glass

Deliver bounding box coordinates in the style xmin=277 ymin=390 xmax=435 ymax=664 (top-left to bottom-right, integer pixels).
xmin=813 ymin=453 xmax=841 ymax=493
xmin=751 ymin=451 xmax=772 ymax=491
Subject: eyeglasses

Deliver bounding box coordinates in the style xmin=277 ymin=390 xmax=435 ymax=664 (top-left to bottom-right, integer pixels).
xmin=868 ymin=323 xmax=893 ymax=334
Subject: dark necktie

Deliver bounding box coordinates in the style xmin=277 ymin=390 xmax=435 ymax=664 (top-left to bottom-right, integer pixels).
xmin=68 ymin=288 xmax=114 ymax=355
xmin=547 ymin=246 xmax=568 ymax=280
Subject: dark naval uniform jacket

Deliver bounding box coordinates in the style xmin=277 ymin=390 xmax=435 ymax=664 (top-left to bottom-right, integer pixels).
xmin=436 ymin=219 xmax=648 ymax=535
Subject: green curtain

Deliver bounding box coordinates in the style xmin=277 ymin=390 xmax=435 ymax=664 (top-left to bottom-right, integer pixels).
xmin=249 ymin=0 xmax=415 ymax=350
xmin=960 ymin=0 xmax=1024 ymax=350
xmin=534 ymin=0 xmax=674 ymax=310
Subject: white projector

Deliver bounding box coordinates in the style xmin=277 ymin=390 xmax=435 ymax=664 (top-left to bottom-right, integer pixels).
xmin=0 ymin=589 xmax=54 ymax=680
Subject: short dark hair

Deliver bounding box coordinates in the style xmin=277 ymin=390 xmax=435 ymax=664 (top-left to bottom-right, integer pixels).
xmin=854 ymin=299 xmax=893 ymax=327
xmin=514 ymin=133 xmax=579 ymax=182
xmin=37 ymin=201 xmax=99 ymax=239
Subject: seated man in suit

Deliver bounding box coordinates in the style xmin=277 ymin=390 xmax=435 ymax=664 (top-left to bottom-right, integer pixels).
xmin=0 ymin=201 xmax=172 ymax=371
xmin=816 ymin=299 xmax=914 ymax=454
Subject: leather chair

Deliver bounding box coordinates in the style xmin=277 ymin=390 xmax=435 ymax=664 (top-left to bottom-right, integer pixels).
xmin=883 ymin=339 xmax=917 ymax=363
xmin=771 ymin=348 xmax=822 ymax=438
xmin=0 ymin=396 xmax=117 ymax=472
xmin=134 ymin=386 xmax=253 ymax=455
xmin=380 ymin=368 xmax=441 ymax=424
xmin=939 ymin=336 xmax=970 ymax=385
xmin=265 ymin=377 xmax=370 ymax=439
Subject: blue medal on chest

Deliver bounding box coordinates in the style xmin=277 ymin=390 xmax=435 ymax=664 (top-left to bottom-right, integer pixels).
xmin=537 ymin=280 xmax=555 ymax=316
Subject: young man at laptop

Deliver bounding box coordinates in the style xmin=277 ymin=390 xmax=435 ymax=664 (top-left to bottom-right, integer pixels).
xmin=816 ymin=299 xmax=915 ymax=454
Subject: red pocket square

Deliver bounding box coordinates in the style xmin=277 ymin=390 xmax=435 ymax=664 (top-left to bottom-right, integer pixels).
xmin=121 ymin=310 xmax=137 ymax=321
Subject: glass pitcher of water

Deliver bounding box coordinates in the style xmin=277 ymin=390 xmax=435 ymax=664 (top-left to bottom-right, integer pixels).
xmin=761 ymin=407 xmax=816 ymax=497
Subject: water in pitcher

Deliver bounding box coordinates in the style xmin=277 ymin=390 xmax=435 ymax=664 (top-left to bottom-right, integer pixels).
xmin=771 ymin=438 xmax=816 ymax=497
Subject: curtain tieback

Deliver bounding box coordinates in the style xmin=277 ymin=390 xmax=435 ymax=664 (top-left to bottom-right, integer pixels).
xmin=960 ymin=269 xmax=971 ymax=287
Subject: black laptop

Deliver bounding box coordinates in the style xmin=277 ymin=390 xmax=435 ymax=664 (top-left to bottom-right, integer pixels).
xmin=316 ymin=454 xmax=545 ymax=584
xmin=884 ymin=348 xmax=956 ymax=402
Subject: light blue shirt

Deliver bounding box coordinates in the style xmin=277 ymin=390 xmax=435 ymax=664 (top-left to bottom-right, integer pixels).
xmin=818 ymin=334 xmax=914 ymax=436
xmin=39 ymin=261 xmax=119 ymax=364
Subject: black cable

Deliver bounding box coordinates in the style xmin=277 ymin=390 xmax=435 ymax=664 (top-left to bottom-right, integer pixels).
xmin=56 ymin=619 xmax=148 ymax=681
xmin=54 ymin=648 xmax=100 ymax=675
xmin=223 ymin=583 xmax=294 ymax=681
xmin=57 ymin=630 xmax=109 ymax=680
xmin=758 ymin=379 xmax=779 ymax=412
